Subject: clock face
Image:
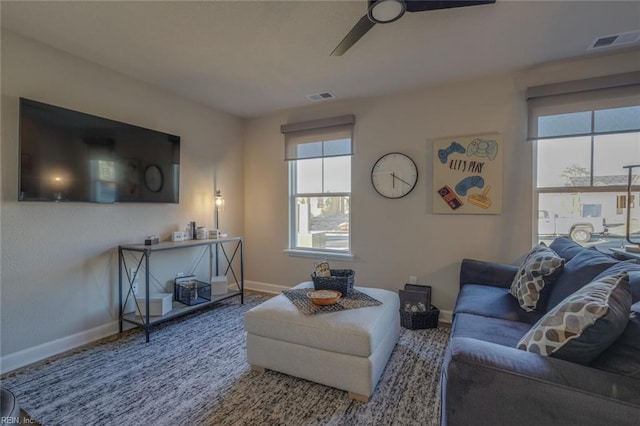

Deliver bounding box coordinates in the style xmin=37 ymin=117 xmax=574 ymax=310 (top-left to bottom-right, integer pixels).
xmin=371 ymin=152 xmax=418 ymax=199
xmin=144 ymin=165 xmax=163 ymax=192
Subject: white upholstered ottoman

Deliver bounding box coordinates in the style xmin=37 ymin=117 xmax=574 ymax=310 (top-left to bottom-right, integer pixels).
xmin=244 ymin=281 xmax=400 ymax=402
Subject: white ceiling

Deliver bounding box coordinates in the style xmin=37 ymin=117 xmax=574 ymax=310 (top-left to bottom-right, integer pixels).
xmin=2 ymin=1 xmax=639 ymax=118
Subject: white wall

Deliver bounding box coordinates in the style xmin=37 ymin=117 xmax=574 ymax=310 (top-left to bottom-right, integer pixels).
xmin=0 ymin=31 xmax=244 ymax=370
xmin=243 ymin=48 xmax=640 ymax=313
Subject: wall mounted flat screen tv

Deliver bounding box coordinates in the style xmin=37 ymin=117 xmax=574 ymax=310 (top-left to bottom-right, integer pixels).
xmin=19 ymin=98 xmax=180 ymax=203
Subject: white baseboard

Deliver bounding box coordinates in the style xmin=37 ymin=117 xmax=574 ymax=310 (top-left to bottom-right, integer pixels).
xmin=439 ymin=310 xmax=453 ymax=324
xmin=244 ymin=280 xmax=289 ymax=294
xmin=0 ymin=321 xmax=119 ymax=374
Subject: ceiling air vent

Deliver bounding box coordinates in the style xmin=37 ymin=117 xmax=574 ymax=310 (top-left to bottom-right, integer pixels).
xmin=306 ymin=92 xmax=336 ymax=102
xmin=589 ymin=30 xmax=640 ymax=50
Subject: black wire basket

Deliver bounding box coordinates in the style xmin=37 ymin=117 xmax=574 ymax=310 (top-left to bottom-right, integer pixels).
xmin=400 ymin=306 xmax=440 ymax=330
xmin=311 ymin=269 xmax=355 ymax=296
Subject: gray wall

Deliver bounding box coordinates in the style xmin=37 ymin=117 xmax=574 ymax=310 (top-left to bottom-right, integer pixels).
xmin=0 ymin=31 xmax=244 ymax=368
xmin=242 ymin=48 xmax=640 ymax=315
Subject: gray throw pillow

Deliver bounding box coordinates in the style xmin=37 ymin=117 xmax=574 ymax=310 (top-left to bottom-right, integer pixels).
xmin=509 ymin=243 xmax=564 ymax=312
xmin=517 ymin=272 xmax=631 ymax=365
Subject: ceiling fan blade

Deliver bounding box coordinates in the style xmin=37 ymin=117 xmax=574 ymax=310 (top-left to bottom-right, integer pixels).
xmin=405 ymin=0 xmax=496 ymax=13
xmin=331 ymin=15 xmax=376 ymax=56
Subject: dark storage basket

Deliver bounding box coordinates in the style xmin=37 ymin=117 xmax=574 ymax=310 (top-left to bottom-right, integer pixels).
xmin=175 ymin=280 xmax=211 ymax=306
xmin=311 ymin=269 xmax=355 ymax=296
xmin=400 ymin=306 xmax=440 ymax=330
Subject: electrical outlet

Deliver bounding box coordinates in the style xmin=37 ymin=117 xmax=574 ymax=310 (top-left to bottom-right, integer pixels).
xmin=177 ymin=272 xmax=184 ymax=278
xmin=408 ymin=276 xmax=418 ymax=285
xmin=132 ymin=282 xmax=139 ymax=296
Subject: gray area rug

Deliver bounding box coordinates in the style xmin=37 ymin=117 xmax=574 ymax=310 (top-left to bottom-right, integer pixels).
xmin=1 ymin=293 xmax=450 ymax=426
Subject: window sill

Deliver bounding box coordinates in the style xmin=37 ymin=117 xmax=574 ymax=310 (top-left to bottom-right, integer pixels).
xmin=284 ymin=249 xmax=355 ymax=262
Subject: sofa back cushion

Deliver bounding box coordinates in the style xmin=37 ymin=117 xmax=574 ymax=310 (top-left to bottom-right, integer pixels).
xmin=594 ymin=260 xmax=640 ymax=304
xmin=509 ymin=243 xmax=564 ymax=312
xmin=590 ymin=301 xmax=640 ymax=379
xmin=545 ymin=248 xmax=619 ymax=311
xmin=517 ymin=272 xmax=631 ymax=364
xmin=549 ymin=237 xmax=585 ymax=262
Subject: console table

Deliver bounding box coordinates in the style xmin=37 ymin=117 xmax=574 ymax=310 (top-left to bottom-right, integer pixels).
xmin=118 ymin=237 xmax=243 ymax=342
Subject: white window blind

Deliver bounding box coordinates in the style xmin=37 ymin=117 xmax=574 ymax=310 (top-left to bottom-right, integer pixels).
xmin=526 ymin=72 xmax=640 ymax=141
xmin=281 ymin=115 xmax=355 ymax=160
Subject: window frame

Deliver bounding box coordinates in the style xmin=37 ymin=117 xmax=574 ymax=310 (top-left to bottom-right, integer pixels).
xmin=286 ymin=156 xmax=353 ymax=260
xmin=533 ymin=115 xmax=640 ymax=243
xmin=281 ymin=115 xmax=355 ymax=260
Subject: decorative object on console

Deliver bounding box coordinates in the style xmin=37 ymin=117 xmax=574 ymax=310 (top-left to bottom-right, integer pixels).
xmin=210 ymin=275 xmax=228 ymax=296
xmin=175 ymin=275 xmax=211 ymax=306
xmin=432 ymin=133 xmax=502 ymax=214
xmin=196 ymin=227 xmax=208 ymax=240
xmin=135 ymin=293 xmax=172 ymax=316
xmin=144 ymin=235 xmax=160 ymax=245
xmin=172 ymin=231 xmax=187 ymax=242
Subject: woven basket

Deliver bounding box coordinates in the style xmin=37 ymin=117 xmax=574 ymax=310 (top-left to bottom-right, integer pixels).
xmin=311 ymin=269 xmax=355 ymax=296
xmin=399 ymin=306 xmax=440 ymax=330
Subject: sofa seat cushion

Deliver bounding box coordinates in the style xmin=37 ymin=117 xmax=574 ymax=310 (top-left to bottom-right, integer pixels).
xmin=455 ymin=284 xmax=543 ymax=325
xmin=509 ymin=243 xmax=565 ymax=313
xmin=591 ymin=301 xmax=640 ymax=379
xmin=452 ymin=313 xmax=532 ymax=347
xmin=546 ymin=247 xmax=619 ymax=311
xmin=517 ymin=273 xmax=631 ymax=364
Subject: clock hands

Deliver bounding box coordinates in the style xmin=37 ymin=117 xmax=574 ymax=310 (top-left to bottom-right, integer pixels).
xmin=391 ymin=172 xmax=412 ymax=186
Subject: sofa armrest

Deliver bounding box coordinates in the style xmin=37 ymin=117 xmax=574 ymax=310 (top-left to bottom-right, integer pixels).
xmin=459 ymin=258 xmax=518 ymax=290
xmin=441 ymin=337 xmax=640 ymax=426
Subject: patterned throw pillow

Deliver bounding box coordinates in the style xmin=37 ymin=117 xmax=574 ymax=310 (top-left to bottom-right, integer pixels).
xmin=509 ymin=244 xmax=565 ymax=312
xmin=517 ymin=273 xmax=631 ymax=364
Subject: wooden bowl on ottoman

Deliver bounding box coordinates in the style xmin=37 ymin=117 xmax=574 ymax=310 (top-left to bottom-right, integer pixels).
xmin=307 ymin=290 xmax=341 ymax=305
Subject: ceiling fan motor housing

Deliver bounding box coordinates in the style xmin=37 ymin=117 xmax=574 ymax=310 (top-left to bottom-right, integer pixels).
xmin=367 ymin=0 xmax=406 ymax=24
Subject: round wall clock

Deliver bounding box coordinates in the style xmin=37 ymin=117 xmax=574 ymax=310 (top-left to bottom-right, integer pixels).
xmin=371 ymin=152 xmax=418 ymax=199
xmin=144 ymin=164 xmax=163 ymax=192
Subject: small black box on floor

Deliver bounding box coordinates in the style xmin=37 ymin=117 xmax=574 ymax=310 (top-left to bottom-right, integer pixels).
xmin=400 ymin=306 xmax=440 ymax=330
xmin=175 ymin=277 xmax=211 ymax=306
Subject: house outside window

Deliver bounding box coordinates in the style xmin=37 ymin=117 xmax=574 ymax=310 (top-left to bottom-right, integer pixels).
xmin=528 ymin=73 xmax=640 ymax=247
xmin=281 ymin=115 xmax=355 ymax=258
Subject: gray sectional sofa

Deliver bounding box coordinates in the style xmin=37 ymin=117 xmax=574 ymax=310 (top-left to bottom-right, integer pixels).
xmin=441 ymin=237 xmax=640 ymax=426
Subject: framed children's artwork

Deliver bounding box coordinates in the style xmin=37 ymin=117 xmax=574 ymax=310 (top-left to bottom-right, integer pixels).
xmin=432 ymin=133 xmax=502 ymax=215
